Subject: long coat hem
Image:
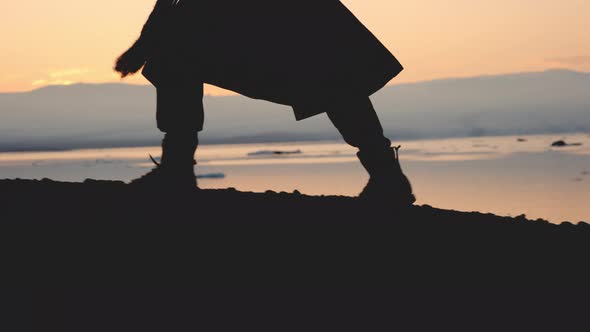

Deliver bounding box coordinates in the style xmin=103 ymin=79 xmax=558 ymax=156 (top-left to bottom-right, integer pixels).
xmin=141 ymin=1 xmax=404 ymax=121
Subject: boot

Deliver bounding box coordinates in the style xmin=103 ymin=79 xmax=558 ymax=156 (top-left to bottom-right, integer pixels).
xmin=129 ymin=133 xmax=198 ymax=190
xmin=357 ymin=146 xmax=416 ymax=206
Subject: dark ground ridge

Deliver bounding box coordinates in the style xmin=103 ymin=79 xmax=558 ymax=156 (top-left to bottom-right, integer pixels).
xmin=1 ymin=178 xmax=589 ymax=288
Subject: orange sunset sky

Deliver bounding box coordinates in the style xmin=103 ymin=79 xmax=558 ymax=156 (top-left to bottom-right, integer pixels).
xmin=1 ymin=0 xmax=589 ymax=94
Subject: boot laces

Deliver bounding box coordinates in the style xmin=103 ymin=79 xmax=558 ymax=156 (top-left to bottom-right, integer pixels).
xmin=393 ymin=145 xmax=402 ymax=159
xmin=131 ymin=155 xmax=163 ymax=183
xmin=149 ymin=154 xmax=161 ymax=167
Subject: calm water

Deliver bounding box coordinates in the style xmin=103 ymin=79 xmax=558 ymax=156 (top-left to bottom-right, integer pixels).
xmin=1 ymin=133 xmax=589 ymax=223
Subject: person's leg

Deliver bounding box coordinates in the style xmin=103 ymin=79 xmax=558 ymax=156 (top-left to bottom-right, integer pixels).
xmin=326 ymin=98 xmax=390 ymax=152
xmin=156 ymin=83 xmax=203 ymax=167
xmin=130 ymin=8 xmax=203 ymax=189
xmin=327 ymin=97 xmax=415 ymax=205
xmin=131 ymin=61 xmax=203 ymax=188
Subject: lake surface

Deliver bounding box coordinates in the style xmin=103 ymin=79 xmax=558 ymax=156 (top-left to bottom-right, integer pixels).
xmin=1 ymin=133 xmax=588 ymax=223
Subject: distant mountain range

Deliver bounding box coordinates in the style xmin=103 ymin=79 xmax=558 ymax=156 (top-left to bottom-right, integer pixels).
xmin=0 ymin=69 xmax=589 ymax=151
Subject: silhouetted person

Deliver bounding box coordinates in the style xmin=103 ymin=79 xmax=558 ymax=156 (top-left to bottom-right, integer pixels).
xmin=115 ymin=0 xmax=415 ymax=205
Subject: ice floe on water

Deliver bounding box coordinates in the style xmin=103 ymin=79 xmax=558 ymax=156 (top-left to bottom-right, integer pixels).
xmin=551 ymin=140 xmax=583 ymax=147
xmin=247 ymin=149 xmax=302 ymax=156
xmin=196 ymin=173 xmax=226 ymax=179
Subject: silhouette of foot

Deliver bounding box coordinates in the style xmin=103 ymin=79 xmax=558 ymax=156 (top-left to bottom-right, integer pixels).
xmin=359 ymin=177 xmax=416 ymax=206
xmin=357 ymin=146 xmax=416 ymax=206
xmin=129 ymin=156 xmax=197 ymax=191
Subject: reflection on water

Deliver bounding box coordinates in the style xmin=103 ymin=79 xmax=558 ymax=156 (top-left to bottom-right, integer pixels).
xmin=0 ymin=133 xmax=588 ymax=223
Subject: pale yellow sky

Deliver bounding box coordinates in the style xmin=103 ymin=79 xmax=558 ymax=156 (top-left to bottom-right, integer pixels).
xmin=1 ymin=0 xmax=589 ymax=94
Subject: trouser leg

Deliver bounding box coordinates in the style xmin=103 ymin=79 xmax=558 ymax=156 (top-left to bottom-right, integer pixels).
xmin=132 ymin=16 xmax=200 ymax=188
xmin=156 ymin=83 xmax=205 ymax=133
xmin=154 ymin=83 xmax=202 ymax=166
xmin=129 ymin=81 xmax=200 ymax=188
xmin=326 ymin=97 xmax=391 ymax=152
